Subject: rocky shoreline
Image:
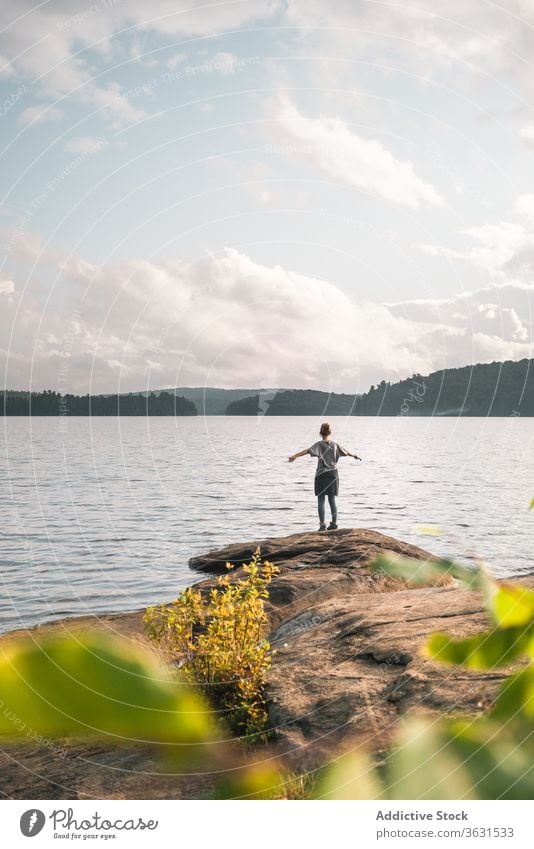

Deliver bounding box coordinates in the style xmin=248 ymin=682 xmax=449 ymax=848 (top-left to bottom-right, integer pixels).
xmin=1 ymin=528 xmax=531 ymax=799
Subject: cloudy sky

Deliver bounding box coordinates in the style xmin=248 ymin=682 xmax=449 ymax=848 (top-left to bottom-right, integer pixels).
xmin=1 ymin=0 xmax=534 ymax=394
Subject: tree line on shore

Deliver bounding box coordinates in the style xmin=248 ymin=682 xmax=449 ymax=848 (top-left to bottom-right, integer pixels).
xmin=4 ymin=358 xmax=534 ymax=417
xmin=225 ymin=358 xmax=534 ymax=416
xmin=1 ymin=390 xmax=197 ymax=416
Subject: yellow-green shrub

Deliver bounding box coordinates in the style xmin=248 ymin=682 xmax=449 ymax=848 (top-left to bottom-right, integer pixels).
xmin=144 ymin=549 xmax=278 ymax=743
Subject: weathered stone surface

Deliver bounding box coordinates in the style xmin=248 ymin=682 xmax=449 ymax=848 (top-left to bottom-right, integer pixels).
xmin=0 ymin=740 xmax=217 ymax=800
xmin=204 ymin=530 xmax=531 ymax=768
xmin=190 ymin=529 xmax=451 ymax=632
xmin=1 ymin=528 xmax=532 ymax=797
xmin=189 ymin=528 xmax=439 ymax=574
xmin=265 ymin=582 xmax=514 ymax=767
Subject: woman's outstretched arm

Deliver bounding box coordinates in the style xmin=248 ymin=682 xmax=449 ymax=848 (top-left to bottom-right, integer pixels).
xmin=288 ymin=449 xmax=309 ymax=462
xmin=341 ymin=448 xmax=362 ymax=460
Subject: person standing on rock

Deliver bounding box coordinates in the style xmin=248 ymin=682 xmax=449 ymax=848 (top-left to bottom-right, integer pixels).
xmin=288 ymin=422 xmax=361 ymax=532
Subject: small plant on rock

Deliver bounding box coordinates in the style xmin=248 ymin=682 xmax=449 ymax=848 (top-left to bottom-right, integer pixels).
xmin=144 ymin=549 xmax=278 ymax=743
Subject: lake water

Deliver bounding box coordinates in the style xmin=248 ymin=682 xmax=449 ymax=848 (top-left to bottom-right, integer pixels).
xmin=1 ymin=416 xmax=533 ymax=633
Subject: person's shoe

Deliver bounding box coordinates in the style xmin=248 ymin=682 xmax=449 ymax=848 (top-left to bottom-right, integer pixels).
xmin=327 ymin=522 xmax=338 ymax=531
xmin=318 ymin=523 xmax=327 ymax=532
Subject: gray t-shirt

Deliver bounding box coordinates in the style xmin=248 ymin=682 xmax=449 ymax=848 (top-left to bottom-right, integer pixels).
xmin=307 ymin=440 xmax=350 ymax=476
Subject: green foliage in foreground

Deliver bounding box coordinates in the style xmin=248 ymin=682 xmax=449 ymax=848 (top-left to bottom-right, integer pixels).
xmin=344 ymin=553 xmax=534 ymax=800
xmin=0 ymin=636 xmax=212 ymax=749
xmin=1 ymin=551 xmax=534 ymax=798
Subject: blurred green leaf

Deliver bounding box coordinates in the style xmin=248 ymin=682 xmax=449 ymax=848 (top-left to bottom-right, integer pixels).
xmin=426 ymin=626 xmax=532 ymax=669
xmin=387 ymin=717 xmax=534 ymax=800
xmin=414 ymin=524 xmax=445 ymax=537
xmin=386 ymin=718 xmax=478 ymax=800
xmin=485 ymin=582 xmax=534 ymax=629
xmin=492 ymin=667 xmax=534 ymax=720
xmin=0 ymin=636 xmax=213 ymax=746
xmin=214 ymin=763 xmax=289 ymax=800
xmin=371 ymin=553 xmax=481 ymax=589
xmin=444 ymin=719 xmax=534 ymax=800
xmin=316 ymin=749 xmax=383 ymax=800
xmin=529 ymin=497 xmax=534 ymax=510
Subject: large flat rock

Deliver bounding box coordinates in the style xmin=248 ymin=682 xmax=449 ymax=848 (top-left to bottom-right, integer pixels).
xmin=189 ymin=528 xmax=438 ymax=574
xmin=266 ymin=582 xmax=513 ymax=767
xmin=190 ymin=529 xmax=532 ymax=768
xmin=190 ymin=529 xmax=451 ymax=631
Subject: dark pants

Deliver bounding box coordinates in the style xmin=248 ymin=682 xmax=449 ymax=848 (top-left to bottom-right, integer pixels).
xmin=315 ymin=470 xmax=339 ymax=525
xmin=318 ymin=492 xmax=337 ymax=524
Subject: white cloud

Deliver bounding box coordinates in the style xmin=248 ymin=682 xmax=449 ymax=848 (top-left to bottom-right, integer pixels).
xmin=478 ymin=302 xmax=499 ymax=319
xmin=419 ymin=195 xmax=534 ymax=284
xmin=284 ymin=0 xmax=534 ymax=93
xmin=461 ymin=222 xmax=529 ymax=274
xmin=17 ymin=105 xmax=64 ymax=126
xmin=389 ymin=282 xmax=533 ymax=345
xmin=388 ymin=281 xmax=533 ymax=368
xmin=63 ymin=136 xmax=106 ymax=154
xmin=0 ymin=0 xmax=281 ymax=127
xmin=0 ymin=237 xmax=432 ymax=392
xmin=395 ymin=200 xmax=534 ymax=350
xmin=275 ymin=98 xmax=443 ymax=209
xmin=471 ymin=332 xmax=533 ymax=362
xmin=207 ymin=52 xmax=242 ymax=75
xmin=166 ymin=52 xmax=187 ymax=71
xmin=0 ymin=279 xmax=15 ymax=295
xmin=2 ymin=234 xmax=532 ymax=394
xmin=0 ymin=52 xmax=15 ymax=78
xmin=518 ymin=124 xmax=534 ymax=148
xmin=514 ymin=193 xmax=534 ymax=221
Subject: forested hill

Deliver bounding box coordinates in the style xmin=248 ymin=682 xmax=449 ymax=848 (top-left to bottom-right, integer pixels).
xmin=163 ymin=387 xmax=282 ymax=415
xmin=226 ymin=389 xmax=357 ymax=416
xmin=355 ymin=358 xmax=534 ymax=416
xmin=225 ymin=359 xmax=534 ymax=416
xmin=1 ymin=391 xmax=197 ymax=416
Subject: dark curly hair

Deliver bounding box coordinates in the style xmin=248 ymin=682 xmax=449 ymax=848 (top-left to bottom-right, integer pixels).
xmin=319 ymin=422 xmax=331 ymax=438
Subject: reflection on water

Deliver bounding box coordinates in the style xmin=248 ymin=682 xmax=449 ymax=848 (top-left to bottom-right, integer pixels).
xmin=1 ymin=416 xmax=533 ymax=632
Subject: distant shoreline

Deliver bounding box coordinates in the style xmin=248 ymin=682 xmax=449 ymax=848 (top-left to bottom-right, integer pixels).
xmin=1 ymin=390 xmax=197 ymax=417
xmin=4 ymin=356 xmax=534 ymax=416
